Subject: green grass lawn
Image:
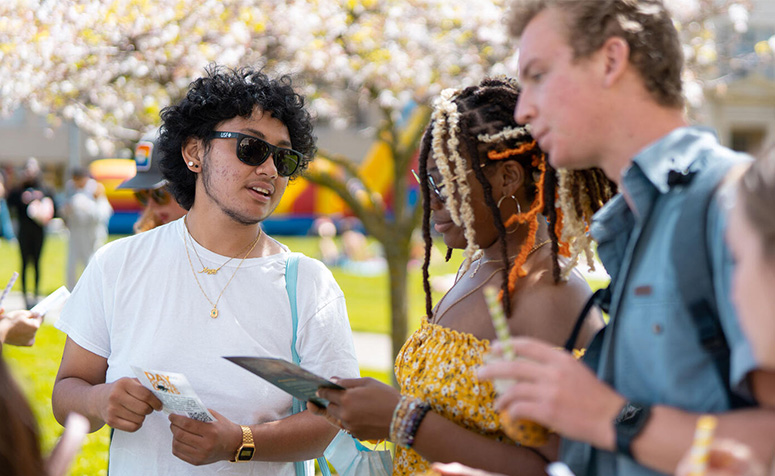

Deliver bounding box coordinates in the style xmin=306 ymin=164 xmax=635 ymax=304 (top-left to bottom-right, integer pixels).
xmin=0 ymin=232 xmax=464 ymax=475
xmin=1 ymin=232 xmax=607 ymax=475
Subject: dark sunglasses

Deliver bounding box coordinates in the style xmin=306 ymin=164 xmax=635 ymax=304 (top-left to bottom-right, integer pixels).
xmin=134 ymin=187 xmax=171 ymax=206
xmin=209 ymin=131 xmax=303 ymax=177
xmin=411 ymin=169 xmax=446 ymax=202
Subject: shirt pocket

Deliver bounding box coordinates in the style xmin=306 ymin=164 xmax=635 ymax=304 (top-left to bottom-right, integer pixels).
xmin=614 ymin=283 xmax=728 ymax=410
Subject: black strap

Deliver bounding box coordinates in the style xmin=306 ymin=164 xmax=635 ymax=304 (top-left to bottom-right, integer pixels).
xmin=564 ymin=286 xmax=611 ymax=352
xmin=669 ymin=153 xmax=749 ymax=408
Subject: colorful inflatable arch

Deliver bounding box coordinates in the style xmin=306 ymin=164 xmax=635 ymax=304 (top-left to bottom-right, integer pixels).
xmin=88 ymin=158 xmax=142 ymax=235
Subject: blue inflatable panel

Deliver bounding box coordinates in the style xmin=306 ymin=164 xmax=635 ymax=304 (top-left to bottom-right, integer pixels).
xmin=261 ymin=216 xmax=317 ymax=236
xmin=108 ymin=211 xmax=140 ymax=235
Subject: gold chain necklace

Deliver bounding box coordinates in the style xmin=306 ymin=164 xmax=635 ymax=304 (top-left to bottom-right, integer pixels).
xmin=183 ymin=221 xmax=261 ymax=318
xmin=433 ymin=267 xmax=503 ymax=325
xmin=470 ymin=239 xmax=551 ymax=278
xmin=433 ymin=240 xmax=552 ymax=324
xmin=186 ymin=219 xmax=257 ymax=275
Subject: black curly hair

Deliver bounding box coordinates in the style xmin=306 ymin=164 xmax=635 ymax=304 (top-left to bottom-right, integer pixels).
xmin=158 ymin=64 xmax=316 ymax=210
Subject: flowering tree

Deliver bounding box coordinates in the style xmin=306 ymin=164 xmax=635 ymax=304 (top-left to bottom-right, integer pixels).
xmin=0 ymin=0 xmax=757 ymax=363
xmin=0 ymin=0 xmax=519 ymax=364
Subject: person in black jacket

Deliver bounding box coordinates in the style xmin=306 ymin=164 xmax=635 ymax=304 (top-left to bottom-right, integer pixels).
xmin=7 ymin=158 xmax=56 ymax=308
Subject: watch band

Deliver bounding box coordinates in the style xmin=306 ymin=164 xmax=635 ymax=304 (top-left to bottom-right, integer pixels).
xmin=613 ymin=401 xmax=652 ymax=459
xmin=231 ymin=425 xmax=255 ymax=462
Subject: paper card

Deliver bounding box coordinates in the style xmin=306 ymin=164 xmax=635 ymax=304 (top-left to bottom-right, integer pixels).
xmin=224 ymin=356 xmax=344 ymax=408
xmin=131 ymin=366 xmax=215 ymax=422
xmin=30 ymin=286 xmax=70 ymax=316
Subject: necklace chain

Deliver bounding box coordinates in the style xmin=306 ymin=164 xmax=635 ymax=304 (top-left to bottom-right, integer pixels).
xmin=432 ymin=240 xmax=552 ymax=325
xmin=432 ymin=267 xmax=503 ymax=325
xmin=188 ymin=226 xmax=257 ymax=275
xmin=470 ymin=239 xmax=551 ymax=278
xmin=183 ymin=217 xmax=261 ymax=318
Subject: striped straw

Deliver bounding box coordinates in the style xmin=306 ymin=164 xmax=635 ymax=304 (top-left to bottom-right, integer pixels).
xmin=0 ymin=272 xmax=18 ymax=309
xmin=484 ymin=285 xmax=514 ymax=360
xmin=686 ymin=414 xmax=718 ymax=476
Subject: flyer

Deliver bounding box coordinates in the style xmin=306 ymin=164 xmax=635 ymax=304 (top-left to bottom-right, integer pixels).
xmin=131 ymin=366 xmax=215 ymax=422
xmin=224 ymin=356 xmax=344 ymax=408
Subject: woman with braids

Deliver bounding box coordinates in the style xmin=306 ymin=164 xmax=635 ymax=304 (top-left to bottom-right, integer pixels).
xmin=310 ymin=77 xmax=615 ymax=476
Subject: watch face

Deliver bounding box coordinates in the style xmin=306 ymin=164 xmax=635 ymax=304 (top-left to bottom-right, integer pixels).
xmin=237 ymin=446 xmax=255 ymax=461
xmin=616 ymin=403 xmax=641 ymax=424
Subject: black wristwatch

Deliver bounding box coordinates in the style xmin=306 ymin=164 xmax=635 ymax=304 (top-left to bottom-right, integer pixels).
xmin=613 ymin=401 xmax=652 ymax=459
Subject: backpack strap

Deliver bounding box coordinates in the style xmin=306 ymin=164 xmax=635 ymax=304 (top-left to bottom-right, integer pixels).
xmin=563 ymin=286 xmax=611 ymax=352
xmin=285 ymin=253 xmax=332 ymax=476
xmin=670 ymin=153 xmax=748 ymax=408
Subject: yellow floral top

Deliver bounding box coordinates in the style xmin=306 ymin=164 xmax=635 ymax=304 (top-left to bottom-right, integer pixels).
xmin=392 ymin=319 xmax=514 ymax=476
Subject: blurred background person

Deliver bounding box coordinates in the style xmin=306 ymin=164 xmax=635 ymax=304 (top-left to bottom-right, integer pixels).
xmin=7 ymin=158 xmax=56 ymax=308
xmin=0 ymin=171 xmax=16 ymax=241
xmin=117 ymin=129 xmax=186 ymax=233
xmin=675 ymin=148 xmax=775 ymax=476
xmin=311 ymin=216 xmax=341 ymax=266
xmin=61 ymin=167 xmax=113 ymax=290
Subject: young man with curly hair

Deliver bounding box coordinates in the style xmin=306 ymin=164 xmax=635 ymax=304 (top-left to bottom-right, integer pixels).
xmin=52 ymin=66 xmax=359 ymax=475
xmin=473 ymin=2 xmax=775 ymax=476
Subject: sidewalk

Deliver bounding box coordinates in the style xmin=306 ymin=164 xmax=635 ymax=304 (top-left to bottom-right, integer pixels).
xmin=352 ymin=330 xmax=392 ymax=371
xmin=4 ymin=291 xmax=394 ymax=372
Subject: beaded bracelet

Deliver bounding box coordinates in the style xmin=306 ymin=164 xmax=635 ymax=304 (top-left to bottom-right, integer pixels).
xmin=389 ymin=395 xmax=432 ymax=448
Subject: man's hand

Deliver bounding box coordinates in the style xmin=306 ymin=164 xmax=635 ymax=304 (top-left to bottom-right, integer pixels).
xmin=169 ymin=410 xmax=242 ymax=466
xmin=675 ymin=439 xmax=765 ymax=476
xmin=0 ymin=307 xmax=44 ymax=346
xmin=431 ymin=462 xmax=507 ymax=476
xmin=478 ymin=337 xmax=625 ymax=450
xmin=310 ymin=377 xmax=400 ymax=441
xmin=91 ymin=377 xmax=162 ymax=432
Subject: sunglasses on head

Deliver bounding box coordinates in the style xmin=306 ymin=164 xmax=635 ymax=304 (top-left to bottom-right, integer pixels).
xmin=209 ymin=131 xmax=303 ymax=177
xmin=134 ymin=187 xmax=171 ymax=206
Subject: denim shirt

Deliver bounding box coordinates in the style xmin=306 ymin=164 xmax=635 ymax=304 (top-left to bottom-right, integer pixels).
xmin=581 ymin=126 xmax=755 ymax=476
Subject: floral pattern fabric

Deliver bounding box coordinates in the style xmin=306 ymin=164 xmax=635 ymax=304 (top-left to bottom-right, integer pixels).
xmin=392 ymin=319 xmax=513 ymax=475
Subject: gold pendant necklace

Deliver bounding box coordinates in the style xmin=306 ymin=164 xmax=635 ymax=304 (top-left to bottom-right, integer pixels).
xmin=183 ymin=218 xmax=261 ymax=318
xmin=186 ymin=221 xmax=258 ymax=275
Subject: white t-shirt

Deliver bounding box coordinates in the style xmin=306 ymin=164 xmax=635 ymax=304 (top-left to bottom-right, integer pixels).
xmin=56 ymin=218 xmax=359 ymax=475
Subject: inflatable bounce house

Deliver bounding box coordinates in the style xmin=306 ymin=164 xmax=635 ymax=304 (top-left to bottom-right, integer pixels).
xmin=265 ymin=105 xmax=425 ymax=235
xmin=90 ymin=106 xmax=423 ymax=236
xmin=264 ymin=140 xmax=420 ymax=235
xmin=88 ymin=158 xmax=142 ymax=235
xmin=89 ymin=146 xmax=419 ymax=237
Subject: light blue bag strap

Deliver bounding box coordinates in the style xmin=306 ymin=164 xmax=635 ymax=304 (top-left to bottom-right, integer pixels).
xmin=285 ymin=252 xmax=332 ymax=476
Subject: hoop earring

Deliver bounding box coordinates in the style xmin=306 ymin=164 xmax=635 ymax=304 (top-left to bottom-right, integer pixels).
xmin=497 ymin=195 xmax=522 ymax=215
xmin=497 ymin=195 xmax=521 ymax=234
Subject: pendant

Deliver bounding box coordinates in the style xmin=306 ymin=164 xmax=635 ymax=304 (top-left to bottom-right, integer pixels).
xmin=210 ymin=308 xmax=219 ymax=319
xmin=199 ymin=267 xmax=218 ymax=275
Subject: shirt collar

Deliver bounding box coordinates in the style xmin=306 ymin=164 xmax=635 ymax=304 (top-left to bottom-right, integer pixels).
xmin=629 ymin=126 xmax=718 ymax=194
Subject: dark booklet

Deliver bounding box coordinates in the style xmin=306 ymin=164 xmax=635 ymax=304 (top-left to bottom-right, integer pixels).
xmin=223 ymin=356 xmax=344 ymax=408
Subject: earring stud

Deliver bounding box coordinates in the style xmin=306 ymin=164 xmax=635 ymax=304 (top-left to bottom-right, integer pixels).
xmin=188 ymin=161 xmax=194 ymax=167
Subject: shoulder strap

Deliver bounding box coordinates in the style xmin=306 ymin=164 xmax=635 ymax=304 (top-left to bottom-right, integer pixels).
xmin=286 ymin=253 xmax=302 ymax=367
xmin=670 ymin=153 xmax=748 ymax=408
xmin=285 ymin=253 xmax=332 ymax=476
xmin=563 ymin=286 xmax=611 ymax=352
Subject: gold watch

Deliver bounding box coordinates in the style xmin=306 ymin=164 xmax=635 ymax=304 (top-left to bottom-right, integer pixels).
xmin=231 ymin=425 xmax=255 ymax=462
